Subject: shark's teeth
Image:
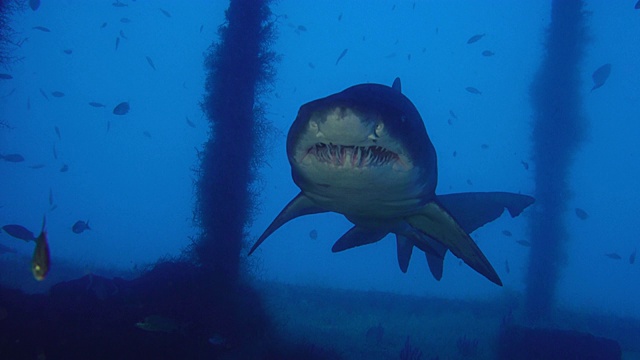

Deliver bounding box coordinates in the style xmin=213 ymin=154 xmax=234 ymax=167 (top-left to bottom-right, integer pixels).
xmin=308 ymin=143 xmax=399 ymax=168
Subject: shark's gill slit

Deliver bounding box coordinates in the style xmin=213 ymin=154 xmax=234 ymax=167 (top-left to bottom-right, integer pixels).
xmin=308 ymin=143 xmax=399 ymax=167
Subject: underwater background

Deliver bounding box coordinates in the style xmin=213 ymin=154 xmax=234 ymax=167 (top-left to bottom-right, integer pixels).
xmin=1 ymin=1 xmax=639 ymax=359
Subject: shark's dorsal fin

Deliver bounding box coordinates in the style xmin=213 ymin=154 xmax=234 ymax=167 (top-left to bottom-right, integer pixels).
xmin=406 ymin=201 xmax=502 ymax=286
xmin=392 ymin=77 xmax=402 ymax=93
xmin=248 ymin=193 xmax=326 ymax=255
xmin=332 ymin=226 xmax=388 ymax=252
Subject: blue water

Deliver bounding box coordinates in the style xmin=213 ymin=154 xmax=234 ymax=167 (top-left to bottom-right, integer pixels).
xmin=1 ymin=0 xmax=639 ymax=323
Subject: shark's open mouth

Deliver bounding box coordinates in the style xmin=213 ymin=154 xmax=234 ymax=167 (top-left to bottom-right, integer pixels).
xmin=306 ymin=143 xmax=399 ymax=168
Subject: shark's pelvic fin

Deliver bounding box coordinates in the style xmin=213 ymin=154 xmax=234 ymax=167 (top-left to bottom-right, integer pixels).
xmin=437 ymin=192 xmax=534 ymax=233
xmin=406 ymin=201 xmax=502 ymax=286
xmin=248 ymin=193 xmax=327 ymax=255
xmin=395 ymin=235 xmax=413 ymax=273
xmin=332 ymin=226 xmax=388 ymax=252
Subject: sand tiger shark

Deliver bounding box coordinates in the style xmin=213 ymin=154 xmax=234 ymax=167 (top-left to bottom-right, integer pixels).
xmin=249 ymin=78 xmax=534 ymax=286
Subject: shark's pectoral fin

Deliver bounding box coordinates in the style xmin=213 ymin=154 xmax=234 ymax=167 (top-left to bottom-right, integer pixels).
xmin=395 ymin=235 xmax=413 ymax=273
xmin=406 ymin=201 xmax=502 ymax=286
xmin=332 ymin=226 xmax=388 ymax=252
xmin=248 ymin=193 xmax=326 ymax=255
xmin=437 ymin=192 xmax=534 ymax=233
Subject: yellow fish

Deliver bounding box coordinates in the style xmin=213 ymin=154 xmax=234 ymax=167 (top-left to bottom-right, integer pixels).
xmin=31 ymin=216 xmax=50 ymax=281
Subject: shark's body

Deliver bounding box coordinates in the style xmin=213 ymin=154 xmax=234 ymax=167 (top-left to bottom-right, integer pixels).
xmin=250 ymin=78 xmax=534 ymax=285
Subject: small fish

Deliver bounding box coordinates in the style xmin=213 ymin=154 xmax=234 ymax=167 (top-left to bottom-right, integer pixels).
xmin=480 ymin=144 xmax=489 ymax=149
xmin=465 ymin=87 xmax=482 ymax=94
xmin=636 ymin=0 xmax=640 ymax=9
xmin=32 ymin=216 xmax=50 ymax=281
xmin=521 ymin=160 xmax=529 ymax=170
xmin=106 ymin=120 xmax=111 ymax=133
xmin=452 ymin=151 xmax=457 ymax=157
xmin=309 ymin=229 xmax=318 ymax=240
xmin=449 ymin=110 xmax=457 ymax=119
xmin=0 ymin=153 xmax=25 ymax=162
xmin=29 ymin=0 xmax=40 ymax=11
xmin=60 ymin=164 xmax=68 ymax=172
xmin=72 ymin=220 xmax=91 ymax=234
xmin=630 ymin=249 xmax=636 ymax=264
xmin=159 ymin=8 xmax=171 ymax=17
xmin=466 ymin=179 xmax=473 ymax=185
xmin=29 ymin=164 xmax=45 ymax=169
xmin=467 ymin=33 xmax=485 ymax=44
xmin=605 ymin=253 xmax=621 ymax=260
xmin=447 ymin=118 xmax=453 ymax=125
xmin=120 ymin=18 xmax=131 ymax=24
xmin=63 ymin=49 xmax=73 ymax=55
xmin=49 ymin=204 xmax=58 ymax=212
xmin=89 ymin=102 xmax=105 ymax=108
xmin=335 ymin=48 xmax=348 ymax=65
xmin=338 ymin=13 xmax=343 ymax=21
xmin=49 ymin=188 xmax=53 ymax=206
xmin=384 ymin=52 xmax=397 ymax=59
xmin=112 ymin=0 xmax=128 ymax=7
xmin=308 ymin=62 xmax=315 ymax=69
xmin=575 ymin=208 xmax=588 ymax=220
xmin=115 ymin=36 xmax=120 ymax=51
xmin=502 ymin=230 xmax=512 ymax=237
xmin=143 ymin=131 xmax=152 ymax=139
xmin=136 ymin=315 xmax=180 ymax=333
xmin=1 ymin=224 xmax=36 ymax=241
xmin=145 ymin=56 xmax=156 ymax=70
xmin=516 ymin=240 xmax=531 ymax=247
xmin=591 ymin=63 xmax=611 ymax=91
xmin=32 ymin=26 xmax=51 ymax=32
xmin=0 ymin=243 xmax=17 ymax=254
xmin=100 ymin=22 xmax=108 ymax=29
xmin=39 ymin=88 xmax=49 ymax=100
xmin=119 ymin=30 xmax=128 ymax=40
xmin=482 ymin=50 xmax=494 ymax=57
xmin=297 ymin=25 xmax=307 ymax=32
xmin=53 ymin=144 xmax=58 ymax=159
xmin=185 ymin=117 xmax=196 ymax=128
xmin=199 ymin=25 xmax=204 ymax=33
xmin=505 ymin=260 xmax=510 ymax=274
xmin=0 ymin=73 xmax=12 ymax=80
xmin=51 ymin=91 xmax=65 ymax=98
xmin=113 ymin=101 xmax=130 ymax=115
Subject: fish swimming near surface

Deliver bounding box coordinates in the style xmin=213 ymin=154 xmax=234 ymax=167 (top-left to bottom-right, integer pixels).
xmin=89 ymin=102 xmax=106 ymax=108
xmin=29 ymin=0 xmax=40 ymax=11
xmin=482 ymin=50 xmax=494 ymax=57
xmin=0 ymin=153 xmax=25 ymax=162
xmin=31 ymin=216 xmax=50 ymax=281
xmin=335 ymin=48 xmax=348 ymax=65
xmin=605 ymin=253 xmax=621 ymax=260
xmin=115 ymin=36 xmax=120 ymax=51
xmin=466 ymin=33 xmax=485 ymax=44
xmin=72 ymin=220 xmax=91 ymax=234
xmin=0 ymin=243 xmax=17 ymax=254
xmin=629 ymin=249 xmax=636 ymax=264
xmin=159 ymin=8 xmax=172 ymax=17
xmin=145 ymin=56 xmax=156 ymax=70
xmin=591 ymin=63 xmax=611 ymax=91
xmin=309 ymin=229 xmax=318 ymax=240
xmin=113 ymin=101 xmax=130 ymax=115
xmin=248 ymin=78 xmax=535 ymax=285
xmin=575 ymin=207 xmax=588 ymax=220
xmin=51 ymin=91 xmax=65 ymax=98
xmin=1 ymin=225 xmax=36 ymax=241
xmin=0 ymin=73 xmax=12 ymax=79
xmin=465 ymin=87 xmax=482 ymax=95
xmin=32 ymin=26 xmax=51 ymax=32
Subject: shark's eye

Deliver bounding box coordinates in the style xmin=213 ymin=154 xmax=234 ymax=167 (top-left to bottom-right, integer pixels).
xmin=309 ymin=121 xmax=318 ymax=130
xmin=375 ymin=122 xmax=384 ymax=137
